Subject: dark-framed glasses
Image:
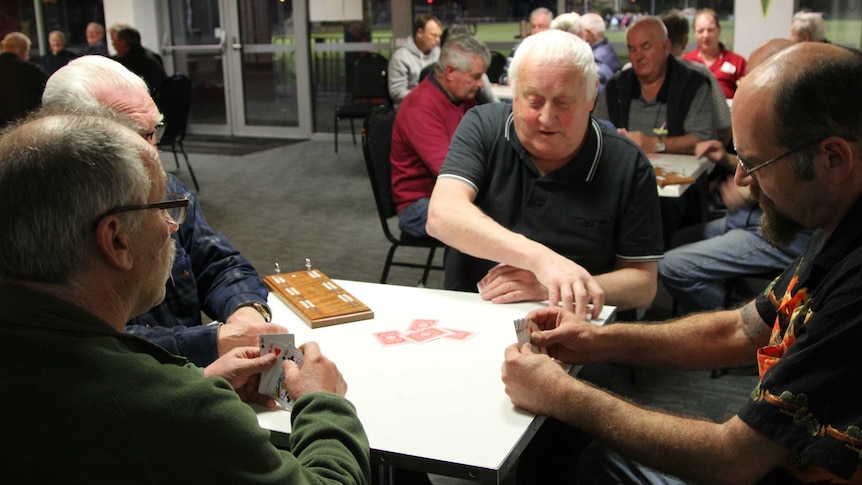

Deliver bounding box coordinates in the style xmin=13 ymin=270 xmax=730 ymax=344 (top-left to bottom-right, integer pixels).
xmin=737 ymin=140 xmax=820 ymax=176
xmin=101 ymin=193 xmax=190 ymax=225
xmin=143 ymin=121 xmax=166 ymax=145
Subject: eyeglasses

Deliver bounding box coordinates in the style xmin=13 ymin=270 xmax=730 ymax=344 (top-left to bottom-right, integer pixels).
xmin=737 ymin=140 xmax=819 ymax=176
xmin=143 ymin=121 xmax=166 ymax=145
xmin=101 ymin=193 xmax=190 ymax=225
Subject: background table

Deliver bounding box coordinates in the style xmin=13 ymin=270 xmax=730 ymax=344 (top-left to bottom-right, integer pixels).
xmin=255 ymin=280 xmax=615 ymax=484
xmin=648 ymin=153 xmax=713 ymax=197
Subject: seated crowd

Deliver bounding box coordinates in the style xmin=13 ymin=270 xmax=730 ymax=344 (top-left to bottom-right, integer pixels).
xmin=3 ymin=7 xmax=860 ymax=485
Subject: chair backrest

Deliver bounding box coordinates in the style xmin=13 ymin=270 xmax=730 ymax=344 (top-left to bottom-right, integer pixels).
xmin=362 ymin=106 xmax=399 ymax=231
xmin=351 ymin=53 xmax=389 ymax=101
xmin=486 ymin=51 xmax=507 ymax=84
xmin=153 ymin=73 xmax=192 ymax=144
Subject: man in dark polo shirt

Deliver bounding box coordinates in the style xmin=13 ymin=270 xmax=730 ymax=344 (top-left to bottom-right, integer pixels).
xmin=427 ymin=29 xmax=663 ymax=320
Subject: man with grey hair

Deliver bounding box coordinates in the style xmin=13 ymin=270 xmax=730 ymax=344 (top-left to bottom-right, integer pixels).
xmin=790 ymin=10 xmax=828 ymax=43
xmin=503 ymin=41 xmax=862 ymax=484
xmin=499 ymin=7 xmax=554 ymax=84
xmin=0 ymin=32 xmax=47 ymax=128
xmin=85 ymin=21 xmax=109 ymax=56
xmin=427 ymin=29 xmax=662 ymax=319
xmin=581 ymin=12 xmax=621 ymax=85
xmin=0 ymin=112 xmax=370 ymax=483
xmin=391 ymin=32 xmax=490 ymax=238
xmin=43 ymin=55 xmax=287 ymax=367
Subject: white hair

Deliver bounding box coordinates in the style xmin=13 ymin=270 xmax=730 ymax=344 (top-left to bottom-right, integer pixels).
xmin=509 ymin=29 xmax=598 ymax=102
xmin=551 ymin=13 xmax=583 ymax=38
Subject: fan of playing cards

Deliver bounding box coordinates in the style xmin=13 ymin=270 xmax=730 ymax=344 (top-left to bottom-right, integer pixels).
xmin=258 ymin=334 xmax=304 ymax=410
xmin=514 ymin=318 xmax=548 ymax=355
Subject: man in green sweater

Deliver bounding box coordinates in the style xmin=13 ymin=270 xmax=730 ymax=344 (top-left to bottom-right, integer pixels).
xmin=0 ymin=113 xmax=371 ymax=484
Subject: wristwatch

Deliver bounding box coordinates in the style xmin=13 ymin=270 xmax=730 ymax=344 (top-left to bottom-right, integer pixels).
xmin=241 ymin=302 xmax=272 ymax=322
xmin=655 ymin=137 xmax=666 ymax=153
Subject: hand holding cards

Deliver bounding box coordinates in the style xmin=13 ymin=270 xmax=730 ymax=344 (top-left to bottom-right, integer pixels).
xmin=258 ymin=334 xmax=304 ymax=410
xmin=514 ymin=318 xmax=548 ymax=355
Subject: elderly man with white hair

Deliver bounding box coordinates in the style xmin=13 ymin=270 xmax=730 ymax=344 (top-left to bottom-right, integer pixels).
xmin=581 ymin=12 xmax=621 ymax=85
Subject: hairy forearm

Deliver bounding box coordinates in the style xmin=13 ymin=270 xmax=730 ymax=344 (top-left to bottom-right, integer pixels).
xmin=590 ymin=308 xmax=760 ymax=370
xmin=551 ymin=379 xmax=774 ymax=484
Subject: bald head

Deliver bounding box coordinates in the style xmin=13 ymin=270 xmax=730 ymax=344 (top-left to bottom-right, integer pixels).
xmin=748 ymin=38 xmax=795 ymax=71
xmin=1 ymin=32 xmax=31 ymax=60
xmin=737 ymin=42 xmax=862 ymax=166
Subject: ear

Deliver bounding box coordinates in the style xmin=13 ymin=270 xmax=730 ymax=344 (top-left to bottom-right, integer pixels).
xmin=820 ymin=136 xmax=854 ymax=181
xmin=94 ymin=216 xmax=135 ymax=271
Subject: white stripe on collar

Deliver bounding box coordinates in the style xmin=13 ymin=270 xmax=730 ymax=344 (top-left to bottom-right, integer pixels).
xmin=506 ymin=113 xmax=604 ymax=182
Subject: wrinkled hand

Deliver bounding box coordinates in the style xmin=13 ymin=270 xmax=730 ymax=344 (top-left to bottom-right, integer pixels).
xmin=501 ymin=343 xmax=568 ymax=416
xmin=695 ymin=139 xmax=726 ymax=163
xmin=718 ymin=175 xmax=750 ymax=212
xmin=283 ymin=342 xmax=347 ymax=402
xmin=525 ymin=307 xmax=601 ymax=364
xmin=617 ymin=129 xmax=654 ymax=152
xmin=533 ymin=253 xmax=604 ymax=319
xmin=219 ymin=306 xmax=289 ymax=356
xmin=478 ymin=264 xmax=548 ymax=304
xmin=204 ymin=346 xmax=278 ymax=407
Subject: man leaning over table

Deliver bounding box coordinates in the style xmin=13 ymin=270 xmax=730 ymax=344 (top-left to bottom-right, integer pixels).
xmin=42 ymin=55 xmax=287 ymax=367
xmin=427 ymin=29 xmax=663 ymax=321
xmin=391 ymin=32 xmax=489 ymax=239
xmin=0 ymin=112 xmax=370 ymax=483
xmin=503 ymin=41 xmax=862 ymax=484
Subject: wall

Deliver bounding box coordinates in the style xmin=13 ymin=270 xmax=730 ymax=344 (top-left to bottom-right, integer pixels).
xmin=103 ymin=0 xmax=161 ymax=56
xmin=733 ymin=0 xmax=794 ymax=59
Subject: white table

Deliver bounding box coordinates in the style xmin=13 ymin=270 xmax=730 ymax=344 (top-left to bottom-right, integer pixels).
xmin=490 ymin=84 xmax=513 ymax=101
xmin=255 ymin=280 xmax=615 ymax=483
xmin=647 ymin=153 xmax=713 ymax=197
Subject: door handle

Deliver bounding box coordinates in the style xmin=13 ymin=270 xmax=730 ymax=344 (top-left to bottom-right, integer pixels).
xmin=232 ymin=36 xmax=242 ymax=51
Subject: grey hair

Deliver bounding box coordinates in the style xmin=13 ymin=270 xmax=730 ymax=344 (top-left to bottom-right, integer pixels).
xmin=792 ymin=11 xmax=826 ymax=43
xmin=509 ymin=29 xmax=598 ymax=101
xmin=0 ymin=114 xmax=152 ymax=284
xmin=530 ymin=7 xmax=554 ymax=23
xmin=42 ymin=55 xmax=151 ymax=133
xmin=551 ymin=13 xmax=583 ymax=37
xmin=580 ymin=13 xmax=606 ymax=36
xmin=433 ymin=32 xmax=491 ymax=77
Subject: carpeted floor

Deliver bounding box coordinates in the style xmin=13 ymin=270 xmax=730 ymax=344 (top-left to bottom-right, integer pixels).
xmin=177 ymin=135 xmax=306 ymax=156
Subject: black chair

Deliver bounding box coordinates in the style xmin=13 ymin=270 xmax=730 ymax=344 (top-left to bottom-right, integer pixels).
xmin=335 ymin=53 xmax=389 ymax=153
xmin=486 ymin=51 xmax=507 ymax=84
xmin=154 ymin=73 xmax=199 ymax=192
xmin=361 ymin=105 xmax=444 ymax=285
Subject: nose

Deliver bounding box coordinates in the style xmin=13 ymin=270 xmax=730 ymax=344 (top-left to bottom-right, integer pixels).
xmin=733 ymin=162 xmax=754 ymax=187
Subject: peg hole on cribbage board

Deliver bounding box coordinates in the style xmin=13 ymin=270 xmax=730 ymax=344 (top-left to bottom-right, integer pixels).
xmin=264 ymin=269 xmax=374 ymax=328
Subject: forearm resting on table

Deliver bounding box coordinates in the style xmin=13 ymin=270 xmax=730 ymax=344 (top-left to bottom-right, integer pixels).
xmin=665 ymin=133 xmax=703 ymax=155
xmin=551 ymin=379 xmax=786 ymax=484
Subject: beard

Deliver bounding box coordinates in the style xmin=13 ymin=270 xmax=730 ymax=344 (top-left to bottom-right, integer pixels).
xmin=753 ymin=184 xmax=802 ymax=247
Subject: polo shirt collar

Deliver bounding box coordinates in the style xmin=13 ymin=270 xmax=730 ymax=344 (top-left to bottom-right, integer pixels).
xmin=504 ymin=111 xmax=604 ymax=182
xmin=629 ymin=55 xmax=675 ymax=104
xmin=428 ymin=74 xmax=463 ymax=105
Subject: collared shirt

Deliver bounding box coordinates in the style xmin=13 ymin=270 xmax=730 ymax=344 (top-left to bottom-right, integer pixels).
xmin=438 ymin=102 xmax=664 ymax=291
xmin=125 ymin=174 xmax=269 ymax=366
xmin=739 ymin=195 xmax=862 ymax=482
xmin=683 ymin=43 xmax=747 ymax=99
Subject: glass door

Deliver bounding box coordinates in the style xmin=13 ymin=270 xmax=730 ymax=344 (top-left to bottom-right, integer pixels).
xmin=160 ymin=0 xmax=312 ymax=137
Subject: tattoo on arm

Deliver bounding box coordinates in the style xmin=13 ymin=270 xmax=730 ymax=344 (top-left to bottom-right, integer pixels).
xmin=740 ymin=303 xmax=768 ymax=345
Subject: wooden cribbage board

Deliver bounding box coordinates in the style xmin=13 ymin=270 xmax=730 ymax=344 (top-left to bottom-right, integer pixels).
xmin=653 ymin=166 xmax=697 ymax=187
xmin=263 ymin=270 xmax=374 ymax=328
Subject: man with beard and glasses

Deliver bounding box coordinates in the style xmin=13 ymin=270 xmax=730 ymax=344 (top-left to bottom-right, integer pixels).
xmin=658 ymin=38 xmax=813 ymax=315
xmin=501 ymin=42 xmax=862 ymax=484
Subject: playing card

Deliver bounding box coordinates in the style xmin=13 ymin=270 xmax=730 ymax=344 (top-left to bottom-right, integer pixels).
xmin=258 ymin=339 xmax=304 ymax=410
xmin=441 ymin=328 xmax=475 ymax=341
xmin=514 ymin=318 xmax=547 ymax=355
xmin=403 ymin=326 xmax=450 ymax=344
xmin=407 ymin=319 xmax=439 ymax=332
xmin=373 ymin=330 xmax=409 ymax=346
xmin=259 ymin=334 xmax=295 ymax=358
